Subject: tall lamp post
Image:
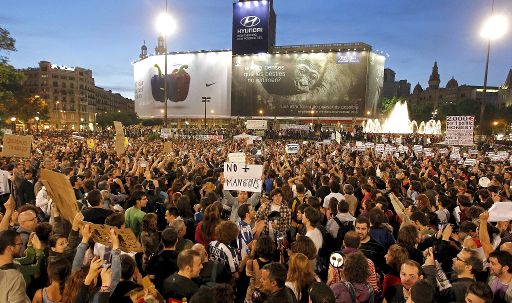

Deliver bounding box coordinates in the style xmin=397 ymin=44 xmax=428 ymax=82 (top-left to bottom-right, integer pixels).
xmin=35 ymin=116 xmax=40 ymax=132
xmin=10 ymin=117 xmax=16 ymax=134
xmin=478 ymin=5 xmax=508 ymax=136
xmin=202 ymin=96 xmax=211 ymax=129
xmin=155 ymin=2 xmax=176 ymax=128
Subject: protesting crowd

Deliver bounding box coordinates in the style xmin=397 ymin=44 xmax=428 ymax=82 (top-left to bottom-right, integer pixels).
xmin=0 ymin=125 xmax=512 ymax=303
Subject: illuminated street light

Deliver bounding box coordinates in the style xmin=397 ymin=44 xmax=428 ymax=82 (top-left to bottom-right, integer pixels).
xmin=10 ymin=117 xmax=16 ymax=133
xmin=479 ymin=10 xmax=508 ymax=137
xmin=480 ymin=15 xmax=508 ymax=40
xmin=156 ymin=3 xmax=177 ymax=128
xmin=35 ymin=116 xmax=40 ymax=132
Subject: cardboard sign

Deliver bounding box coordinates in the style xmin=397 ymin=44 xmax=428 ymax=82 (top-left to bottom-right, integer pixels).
xmin=41 ymin=169 xmax=78 ymax=223
xmin=163 ymin=142 xmax=172 ymax=154
xmin=90 ymin=223 xmax=143 ymax=253
xmin=113 ymin=121 xmax=124 ymax=136
xmin=115 ymin=135 xmax=126 ymax=156
xmin=246 ymin=120 xmax=268 ymax=130
xmin=1 ymin=134 xmax=33 ymax=158
xmin=285 ymin=143 xmax=300 ymax=154
xmin=223 ymin=162 xmax=262 ymax=193
xmin=86 ymin=139 xmax=95 ymax=149
xmin=335 ymin=131 xmax=341 ymax=144
xmin=228 ymin=152 xmax=246 ymax=163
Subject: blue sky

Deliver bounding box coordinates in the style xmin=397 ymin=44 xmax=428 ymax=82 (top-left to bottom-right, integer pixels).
xmin=2 ymin=0 xmax=511 ymax=99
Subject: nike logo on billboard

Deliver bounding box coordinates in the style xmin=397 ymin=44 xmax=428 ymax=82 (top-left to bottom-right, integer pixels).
xmin=206 ymin=82 xmax=216 ymax=87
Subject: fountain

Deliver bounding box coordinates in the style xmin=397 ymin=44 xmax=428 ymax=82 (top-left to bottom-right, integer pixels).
xmin=363 ymin=101 xmax=442 ymax=134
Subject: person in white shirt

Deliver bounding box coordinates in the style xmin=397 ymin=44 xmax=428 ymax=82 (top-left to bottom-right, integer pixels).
xmin=323 ymin=181 xmax=344 ymax=210
xmin=302 ymin=207 xmax=323 ymax=254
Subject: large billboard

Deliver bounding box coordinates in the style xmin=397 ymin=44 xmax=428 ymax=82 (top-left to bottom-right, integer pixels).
xmin=134 ymin=51 xmax=231 ymax=118
xmin=231 ymin=52 xmax=370 ymax=117
xmin=232 ymin=1 xmax=270 ymax=55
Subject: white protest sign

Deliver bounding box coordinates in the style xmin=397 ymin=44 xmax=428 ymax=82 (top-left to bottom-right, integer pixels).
xmin=161 ymin=128 xmax=172 ymax=139
xmin=445 ymin=116 xmax=474 ymax=146
xmin=375 ymin=144 xmax=385 ymax=153
xmin=228 ymin=152 xmax=246 ymax=163
xmin=488 ymin=202 xmax=512 ymax=222
xmin=464 ymin=159 xmax=476 ymax=166
xmin=365 ymin=142 xmax=375 ymax=149
xmin=335 ymin=131 xmax=341 ymax=144
xmin=323 ymin=139 xmax=332 ymax=145
xmin=413 ymin=145 xmax=423 ymax=153
xmin=223 ymin=163 xmax=262 ymax=193
xmin=285 ymin=144 xmax=300 ymax=154
xmin=246 ymin=120 xmax=268 ymax=130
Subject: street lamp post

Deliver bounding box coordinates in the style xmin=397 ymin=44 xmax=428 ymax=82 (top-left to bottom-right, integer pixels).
xmin=310 ymin=109 xmax=315 ymax=130
xmin=202 ymin=96 xmax=211 ymax=129
xmin=35 ymin=116 xmax=39 ymax=132
xmin=155 ymin=1 xmax=176 ymax=128
xmin=478 ymin=4 xmax=508 ymax=137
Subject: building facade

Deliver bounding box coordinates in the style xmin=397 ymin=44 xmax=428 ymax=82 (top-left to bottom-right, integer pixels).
xmin=408 ymin=62 xmax=511 ymax=109
xmin=20 ymin=61 xmax=134 ymax=129
xmin=381 ymin=68 xmax=410 ymax=100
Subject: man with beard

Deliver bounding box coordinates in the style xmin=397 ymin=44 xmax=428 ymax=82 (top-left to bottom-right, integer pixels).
xmin=0 ymin=230 xmax=30 ymax=302
xmin=488 ymin=250 xmax=512 ymax=302
xmin=384 ymin=260 xmax=424 ymax=303
xmin=355 ymin=216 xmax=385 ymax=273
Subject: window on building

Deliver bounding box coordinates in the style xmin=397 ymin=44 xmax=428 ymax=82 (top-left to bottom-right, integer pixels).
xmin=53 ymin=81 xmax=58 ymax=87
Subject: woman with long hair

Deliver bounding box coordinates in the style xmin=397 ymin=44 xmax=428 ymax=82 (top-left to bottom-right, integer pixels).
xmin=382 ymin=244 xmax=409 ymax=298
xmin=140 ymin=213 xmax=160 ymax=269
xmin=330 ymin=252 xmax=372 ymax=303
xmin=245 ymin=235 xmax=276 ymax=303
xmin=285 ymin=253 xmax=319 ymax=303
xmin=195 ymin=201 xmax=222 ymax=246
xmin=397 ymin=224 xmax=423 ymax=264
xmin=32 ymin=261 xmax=71 ymax=303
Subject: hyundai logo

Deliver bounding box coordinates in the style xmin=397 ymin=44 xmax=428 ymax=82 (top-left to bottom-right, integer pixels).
xmin=240 ymin=16 xmax=261 ymax=27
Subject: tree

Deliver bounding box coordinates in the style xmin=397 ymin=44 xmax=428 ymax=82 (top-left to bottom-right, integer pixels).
xmin=96 ymin=111 xmax=139 ymax=128
xmin=381 ymin=97 xmax=404 ymax=115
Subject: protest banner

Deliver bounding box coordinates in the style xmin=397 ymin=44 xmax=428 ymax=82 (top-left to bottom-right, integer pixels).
xmin=160 ymin=128 xmax=172 ymax=139
xmin=488 ymin=202 xmax=512 ymax=222
xmin=90 ymin=224 xmax=143 ymax=253
xmin=445 ymin=116 xmax=474 ymax=146
xmin=86 ymin=139 xmax=95 ymax=149
xmin=228 ymin=152 xmax=246 ymax=163
xmin=115 ymin=135 xmax=126 ymax=156
xmin=246 ymin=120 xmax=268 ymax=130
xmin=1 ymin=134 xmax=33 ymax=158
xmin=285 ymin=143 xmax=300 ymax=154
xmin=335 ymin=131 xmax=341 ymax=144
xmin=41 ymin=169 xmax=78 ymax=223
xmin=163 ymin=142 xmax=172 ymax=154
xmin=223 ymin=162 xmax=262 ymax=193
xmin=113 ymin=121 xmax=124 ymax=136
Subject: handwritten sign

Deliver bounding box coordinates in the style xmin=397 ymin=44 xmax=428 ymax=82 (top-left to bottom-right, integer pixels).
xmin=86 ymin=139 xmax=95 ymax=149
xmin=246 ymin=120 xmax=268 ymax=130
xmin=41 ymin=169 xmax=78 ymax=223
xmin=228 ymin=152 xmax=246 ymax=163
xmin=90 ymin=223 xmax=143 ymax=253
xmin=446 ymin=116 xmax=474 ymax=146
xmin=335 ymin=131 xmax=341 ymax=144
xmin=223 ymin=162 xmax=262 ymax=193
xmin=163 ymin=142 xmax=172 ymax=154
xmin=113 ymin=121 xmax=124 ymax=136
xmin=285 ymin=143 xmax=300 ymax=154
xmin=115 ymin=135 xmax=126 ymax=156
xmin=160 ymin=128 xmax=172 ymax=139
xmin=1 ymin=134 xmax=33 ymax=158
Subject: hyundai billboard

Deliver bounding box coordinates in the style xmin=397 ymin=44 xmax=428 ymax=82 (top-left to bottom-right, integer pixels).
xmin=133 ymin=51 xmax=232 ymax=118
xmin=231 ymin=52 xmax=371 ymax=117
xmin=232 ymin=1 xmax=270 ymax=55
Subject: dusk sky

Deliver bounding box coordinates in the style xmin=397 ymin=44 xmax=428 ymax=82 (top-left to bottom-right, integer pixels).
xmin=2 ymin=0 xmax=511 ymax=99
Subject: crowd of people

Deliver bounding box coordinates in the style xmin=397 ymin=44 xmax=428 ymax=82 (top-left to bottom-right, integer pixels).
xmin=0 ymin=125 xmax=511 ymax=303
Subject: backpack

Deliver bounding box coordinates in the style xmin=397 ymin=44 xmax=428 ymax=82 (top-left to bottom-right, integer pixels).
xmin=333 ymin=217 xmax=355 ymax=246
xmin=344 ymin=281 xmax=375 ymax=303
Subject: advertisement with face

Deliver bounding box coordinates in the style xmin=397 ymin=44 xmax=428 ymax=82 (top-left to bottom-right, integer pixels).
xmin=232 ymin=0 xmax=270 ymax=55
xmin=231 ymin=51 xmax=370 ymax=117
xmin=134 ymin=51 xmax=231 ymax=118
